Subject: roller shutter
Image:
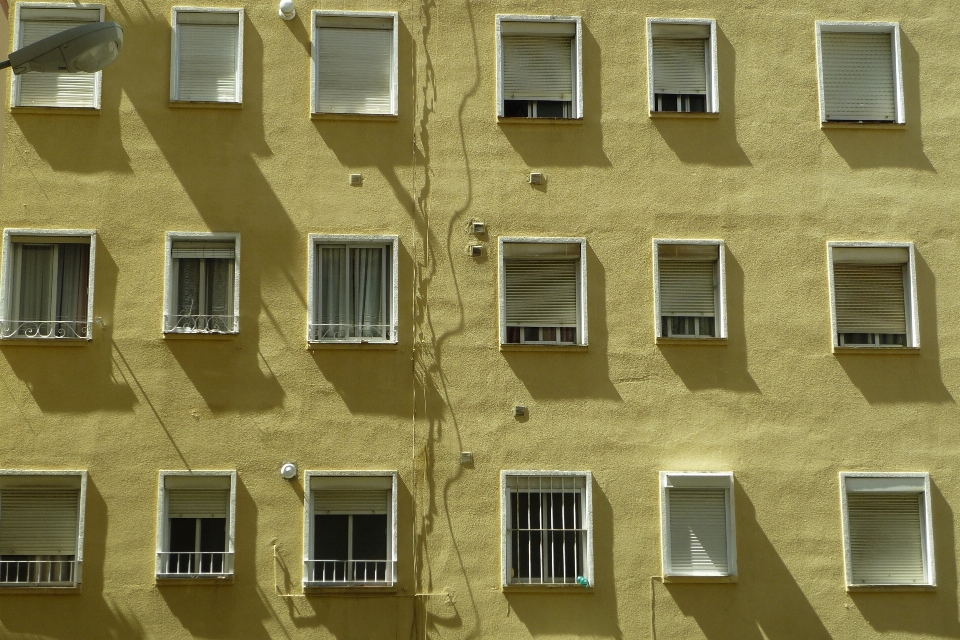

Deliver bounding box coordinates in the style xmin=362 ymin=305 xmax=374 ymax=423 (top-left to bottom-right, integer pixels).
xmin=314 ymin=490 xmax=389 ymax=514
xmin=505 ymin=259 xmax=578 ymax=327
xmin=18 ymin=10 xmax=100 ymax=108
xmin=668 ymin=488 xmax=729 ymax=575
xmin=833 ymin=264 xmax=906 ymax=334
xmin=176 ymin=12 xmax=240 ymax=102
xmin=168 ymin=489 xmax=228 ymax=519
xmin=848 ymin=493 xmax=925 ymax=584
xmin=652 ymin=39 xmax=707 ymax=95
xmin=0 ymin=488 xmax=79 ymax=555
xmin=502 ymin=35 xmax=573 ymax=101
xmin=659 ymin=261 xmax=716 ymax=316
xmin=171 ymin=241 xmax=236 ymax=259
xmin=316 ymin=25 xmax=393 ymax=114
xmin=821 ymin=32 xmax=896 ymax=122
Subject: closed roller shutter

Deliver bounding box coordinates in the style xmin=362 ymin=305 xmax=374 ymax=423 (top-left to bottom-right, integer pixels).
xmin=652 ymin=39 xmax=707 ymax=95
xmin=821 ymin=32 xmax=896 ymax=122
xmin=848 ymin=493 xmax=925 ymax=584
xmin=18 ymin=15 xmax=99 ymax=108
xmin=833 ymin=264 xmax=905 ymax=334
xmin=316 ymin=27 xmax=393 ymax=114
xmin=505 ymin=259 xmax=578 ymax=326
xmin=502 ymin=35 xmax=573 ymax=101
xmin=314 ymin=490 xmax=388 ymax=514
xmin=171 ymin=241 xmax=235 ymax=259
xmin=668 ymin=488 xmax=729 ymax=575
xmin=0 ymin=488 xmax=79 ymax=555
xmin=176 ymin=13 xmax=240 ymax=102
xmin=659 ymin=261 xmax=716 ymax=316
xmin=168 ymin=489 xmax=228 ymax=519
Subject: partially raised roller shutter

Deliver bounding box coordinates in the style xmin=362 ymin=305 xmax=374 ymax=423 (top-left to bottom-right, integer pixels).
xmin=502 ymin=35 xmax=573 ymax=101
xmin=314 ymin=490 xmax=389 ymax=514
xmin=659 ymin=261 xmax=716 ymax=317
xmin=821 ymin=31 xmax=896 ymax=122
xmin=316 ymin=21 xmax=393 ymax=114
xmin=168 ymin=489 xmax=228 ymax=519
xmin=0 ymin=488 xmax=79 ymax=555
xmin=17 ymin=8 xmax=100 ymax=108
xmin=848 ymin=493 xmax=925 ymax=584
xmin=176 ymin=12 xmax=241 ymax=102
xmin=668 ymin=488 xmax=729 ymax=575
xmin=833 ymin=264 xmax=906 ymax=334
xmin=505 ymin=259 xmax=578 ymax=327
xmin=652 ymin=39 xmax=707 ymax=95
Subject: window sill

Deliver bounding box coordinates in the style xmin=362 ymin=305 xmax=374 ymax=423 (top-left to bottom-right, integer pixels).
xmin=833 ymin=346 xmax=920 ymax=355
xmin=307 ymin=340 xmax=399 ymax=350
xmin=311 ymin=112 xmax=399 ymax=122
xmin=502 ymin=584 xmax=594 ymax=593
xmin=500 ymin=343 xmax=588 ymax=353
xmin=656 ymin=337 xmax=727 ymax=346
xmin=11 ymin=106 xmax=99 ymax=115
xmin=0 ymin=585 xmax=81 ymax=594
xmin=0 ymin=337 xmax=91 ymax=346
xmin=846 ymin=583 xmax=935 ymax=593
xmin=303 ymin=583 xmax=398 ymax=595
xmin=170 ymin=101 xmax=242 ymax=109
xmin=163 ymin=331 xmax=238 ymax=341
xmin=820 ymin=121 xmax=905 ymax=130
xmin=663 ymin=574 xmax=737 ymax=584
xmin=156 ymin=574 xmax=234 ymax=586
xmin=497 ymin=116 xmax=583 ymax=126
xmin=649 ymin=111 xmax=720 ymax=119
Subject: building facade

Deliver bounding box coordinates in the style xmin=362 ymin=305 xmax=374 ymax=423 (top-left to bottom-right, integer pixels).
xmin=0 ymin=0 xmax=958 ymax=638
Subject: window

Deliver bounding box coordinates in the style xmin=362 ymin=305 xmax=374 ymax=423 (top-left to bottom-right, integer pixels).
xmin=156 ymin=471 xmax=236 ymax=579
xmin=0 ymin=230 xmax=95 ymax=340
xmin=840 ymin=473 xmax=934 ymax=588
xmin=660 ymin=472 xmax=736 ymax=579
xmin=307 ymin=235 xmax=398 ymax=344
xmin=817 ymin=22 xmax=904 ymax=124
xmin=497 ymin=15 xmax=582 ymax=120
xmin=647 ymin=19 xmax=718 ymax=114
xmin=164 ymin=233 xmax=239 ymax=334
xmin=501 ymin=472 xmax=593 ymax=587
xmin=654 ymin=240 xmax=726 ymax=340
xmin=12 ymin=3 xmax=104 ymax=109
xmin=499 ymin=238 xmax=587 ymax=346
xmin=304 ymin=472 xmax=397 ymax=587
xmin=171 ymin=8 xmax=243 ymax=104
xmin=0 ymin=471 xmax=87 ymax=588
xmin=311 ymin=11 xmax=398 ymax=116
xmin=828 ymin=242 xmax=918 ymax=349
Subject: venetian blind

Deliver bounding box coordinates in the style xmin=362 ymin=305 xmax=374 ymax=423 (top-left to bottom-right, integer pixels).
xmin=18 ymin=9 xmax=100 ymax=108
xmin=316 ymin=22 xmax=393 ymax=114
xmin=848 ymin=493 xmax=925 ymax=584
xmin=833 ymin=264 xmax=906 ymax=334
xmin=502 ymin=35 xmax=573 ymax=101
xmin=668 ymin=488 xmax=729 ymax=575
xmin=659 ymin=261 xmax=716 ymax=316
xmin=176 ymin=12 xmax=240 ymax=103
xmin=504 ymin=259 xmax=578 ymax=327
xmin=821 ymin=32 xmax=896 ymax=122
xmin=0 ymin=488 xmax=79 ymax=555
xmin=314 ymin=490 xmax=389 ymax=514
xmin=168 ymin=489 xmax=229 ymax=519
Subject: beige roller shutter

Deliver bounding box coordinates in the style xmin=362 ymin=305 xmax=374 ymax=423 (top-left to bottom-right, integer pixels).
xmin=505 ymin=259 xmax=578 ymax=326
xmin=821 ymin=32 xmax=896 ymax=122
xmin=502 ymin=35 xmax=573 ymax=101
xmin=168 ymin=489 xmax=228 ymax=519
xmin=316 ymin=26 xmax=393 ymax=114
xmin=176 ymin=12 xmax=240 ymax=102
xmin=314 ymin=490 xmax=388 ymax=514
xmin=668 ymin=488 xmax=729 ymax=575
xmin=848 ymin=493 xmax=925 ymax=584
xmin=0 ymin=488 xmax=79 ymax=555
xmin=659 ymin=261 xmax=716 ymax=316
xmin=171 ymin=241 xmax=236 ymax=259
xmin=18 ymin=11 xmax=100 ymax=108
xmin=833 ymin=264 xmax=905 ymax=334
xmin=653 ymin=39 xmax=707 ymax=95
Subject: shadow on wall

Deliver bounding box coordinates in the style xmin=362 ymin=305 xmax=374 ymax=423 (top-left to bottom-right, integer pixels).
xmin=849 ymin=481 xmax=960 ymax=635
xmin=506 ymin=480 xmax=623 ymax=639
xmin=0 ymin=241 xmax=138 ymax=412
xmin=497 ymin=24 xmax=611 ymax=168
xmin=822 ymin=33 xmax=934 ymax=171
xmin=0 ymin=478 xmax=148 ymax=638
xmin=835 ymin=251 xmax=953 ymax=403
xmin=657 ymin=481 xmax=833 ymax=640
xmin=502 ymin=247 xmax=621 ymax=400
xmin=651 ymin=27 xmax=751 ymax=167
xmin=657 ymin=249 xmax=760 ymax=393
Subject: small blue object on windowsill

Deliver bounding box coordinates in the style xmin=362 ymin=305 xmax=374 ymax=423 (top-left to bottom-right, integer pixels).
xmin=576 ymin=576 xmax=589 ymax=587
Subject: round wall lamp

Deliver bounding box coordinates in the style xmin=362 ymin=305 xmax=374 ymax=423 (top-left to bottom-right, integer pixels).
xmin=279 ymin=0 xmax=296 ymax=20
xmin=280 ymin=462 xmax=298 ymax=479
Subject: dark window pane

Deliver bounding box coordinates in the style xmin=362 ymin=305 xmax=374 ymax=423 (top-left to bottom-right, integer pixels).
xmin=687 ymin=94 xmax=707 ymax=112
xmin=657 ymin=93 xmax=679 ymax=112
xmin=879 ymin=333 xmax=906 ymax=346
xmin=506 ymin=326 xmax=521 ymax=343
xmin=200 ymin=518 xmax=226 ymax=573
xmin=536 ymin=101 xmax=567 ymax=118
xmin=352 ymin=515 xmax=388 ymax=560
xmin=315 ymin=514 xmax=349 ymax=560
xmin=541 ymin=327 xmax=556 ymax=342
xmin=169 ymin=518 xmax=197 ymax=573
xmin=700 ymin=316 xmax=716 ymax=337
xmin=841 ymin=333 xmax=872 ymax=345
xmin=523 ymin=327 xmax=540 ymax=342
xmin=504 ymin=100 xmax=529 ymax=117
xmin=560 ymin=327 xmax=576 ymax=343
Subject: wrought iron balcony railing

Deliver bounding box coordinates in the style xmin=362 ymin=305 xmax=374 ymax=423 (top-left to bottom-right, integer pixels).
xmin=163 ymin=314 xmax=237 ymax=334
xmin=0 ymin=319 xmax=89 ymax=339
xmin=307 ymin=323 xmax=391 ymax=342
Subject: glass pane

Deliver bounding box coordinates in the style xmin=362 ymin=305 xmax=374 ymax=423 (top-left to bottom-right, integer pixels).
xmin=314 ymin=514 xmax=349 ymax=581
xmin=506 ymin=326 xmax=521 ymax=343
xmin=656 ymin=93 xmax=679 ymax=112
xmin=199 ymin=518 xmax=226 ymax=573
xmin=17 ymin=245 xmax=54 ymax=322
xmin=523 ymin=327 xmax=540 ymax=342
xmin=559 ymin=327 xmax=577 ymax=343
xmin=352 ymin=514 xmax=388 ymax=582
xmin=168 ymin=518 xmax=197 ymax=573
xmin=686 ymin=94 xmax=706 ymax=112
xmin=205 ymin=258 xmax=233 ymax=331
xmin=504 ymin=100 xmax=529 ymax=117
xmin=319 ymin=247 xmax=348 ymax=338
xmin=56 ymin=244 xmax=90 ymax=324
xmin=535 ymin=100 xmax=567 ymax=118
xmin=352 ymin=247 xmax=384 ymax=338
xmin=177 ymin=259 xmax=202 ymax=316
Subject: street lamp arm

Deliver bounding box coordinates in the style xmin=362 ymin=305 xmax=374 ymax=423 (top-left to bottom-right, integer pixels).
xmin=3 ymin=22 xmax=123 ymax=75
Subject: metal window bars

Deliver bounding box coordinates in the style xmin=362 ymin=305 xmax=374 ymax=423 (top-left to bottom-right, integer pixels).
xmin=157 ymin=551 xmax=233 ymax=577
xmin=0 ymin=558 xmax=77 ymax=586
xmin=164 ymin=314 xmax=236 ymax=334
xmin=308 ymin=323 xmax=391 ymax=342
xmin=305 ymin=559 xmax=393 ymax=585
xmin=0 ymin=319 xmax=88 ymax=339
xmin=507 ymin=475 xmax=587 ymax=585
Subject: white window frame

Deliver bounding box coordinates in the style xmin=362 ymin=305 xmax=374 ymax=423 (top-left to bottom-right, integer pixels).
xmin=498 ymin=236 xmax=588 ymax=346
xmin=310 ymin=10 xmax=399 ymax=116
xmin=500 ymin=470 xmax=593 ymax=589
xmin=840 ymin=472 xmax=934 ymax=589
xmin=0 ymin=469 xmax=88 ymax=589
xmin=11 ymin=2 xmax=105 ymax=110
xmin=170 ymin=7 xmax=244 ymax=104
xmin=303 ymin=470 xmax=398 ymax=589
xmin=306 ymin=234 xmax=399 ymax=345
xmin=659 ymin=472 xmax=736 ymax=580
xmin=496 ymin=14 xmax=583 ymax=120
xmin=816 ymin=21 xmax=904 ymax=125
xmin=646 ymin=18 xmax=719 ymax=115
xmin=827 ymin=241 xmax=918 ymax=350
xmin=653 ymin=239 xmax=726 ymax=340
xmin=163 ymin=232 xmax=240 ymax=335
xmin=0 ymin=228 xmax=97 ymax=342
xmin=155 ymin=470 xmax=237 ymax=581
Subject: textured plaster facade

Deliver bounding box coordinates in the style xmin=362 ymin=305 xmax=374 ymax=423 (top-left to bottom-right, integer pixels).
xmin=0 ymin=0 xmax=958 ymax=638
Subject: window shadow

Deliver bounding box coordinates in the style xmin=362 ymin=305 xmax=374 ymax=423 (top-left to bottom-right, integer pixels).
xmin=505 ymin=479 xmax=622 ymax=639
xmin=650 ymin=27 xmax=751 ymax=167
xmin=821 ymin=33 xmax=934 ymax=171
xmin=834 ymin=251 xmax=953 ymax=403
xmin=501 ymin=246 xmax=621 ymax=401
xmin=657 ymin=249 xmax=760 ymax=393
xmin=496 ymin=24 xmax=611 ymax=168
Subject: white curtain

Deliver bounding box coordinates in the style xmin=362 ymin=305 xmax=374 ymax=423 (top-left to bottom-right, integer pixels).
xmin=318 ymin=246 xmax=384 ymax=339
xmin=353 ymin=248 xmax=383 ymax=338
xmin=56 ymin=244 xmax=88 ymax=325
xmin=17 ymin=245 xmax=53 ymax=323
xmin=177 ymin=258 xmax=201 ymax=316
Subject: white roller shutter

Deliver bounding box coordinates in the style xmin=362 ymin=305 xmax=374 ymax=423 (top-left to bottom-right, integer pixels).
xmin=314 ymin=490 xmax=388 ymax=514
xmin=833 ymin=264 xmax=906 ymax=334
xmin=668 ymin=488 xmax=729 ymax=575
xmin=0 ymin=488 xmax=79 ymax=555
xmin=821 ymin=32 xmax=896 ymax=122
xmin=171 ymin=241 xmax=236 ymax=259
xmin=848 ymin=493 xmax=925 ymax=584
xmin=502 ymin=35 xmax=573 ymax=101
xmin=505 ymin=259 xmax=578 ymax=327
xmin=659 ymin=261 xmax=716 ymax=316
xmin=176 ymin=13 xmax=240 ymax=103
xmin=316 ymin=27 xmax=393 ymax=114
xmin=168 ymin=489 xmax=228 ymax=519
xmin=652 ymin=39 xmax=707 ymax=95
xmin=18 ymin=14 xmax=99 ymax=108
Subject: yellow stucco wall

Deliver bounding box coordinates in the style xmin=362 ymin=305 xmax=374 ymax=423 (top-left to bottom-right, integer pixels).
xmin=0 ymin=0 xmax=959 ymax=638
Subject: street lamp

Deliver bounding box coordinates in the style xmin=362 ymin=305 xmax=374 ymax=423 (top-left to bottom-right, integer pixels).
xmin=0 ymin=22 xmax=123 ymax=74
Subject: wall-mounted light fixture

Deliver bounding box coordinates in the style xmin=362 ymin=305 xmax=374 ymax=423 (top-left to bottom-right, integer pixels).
xmin=279 ymin=0 xmax=296 ymax=20
xmin=280 ymin=462 xmax=298 ymax=479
